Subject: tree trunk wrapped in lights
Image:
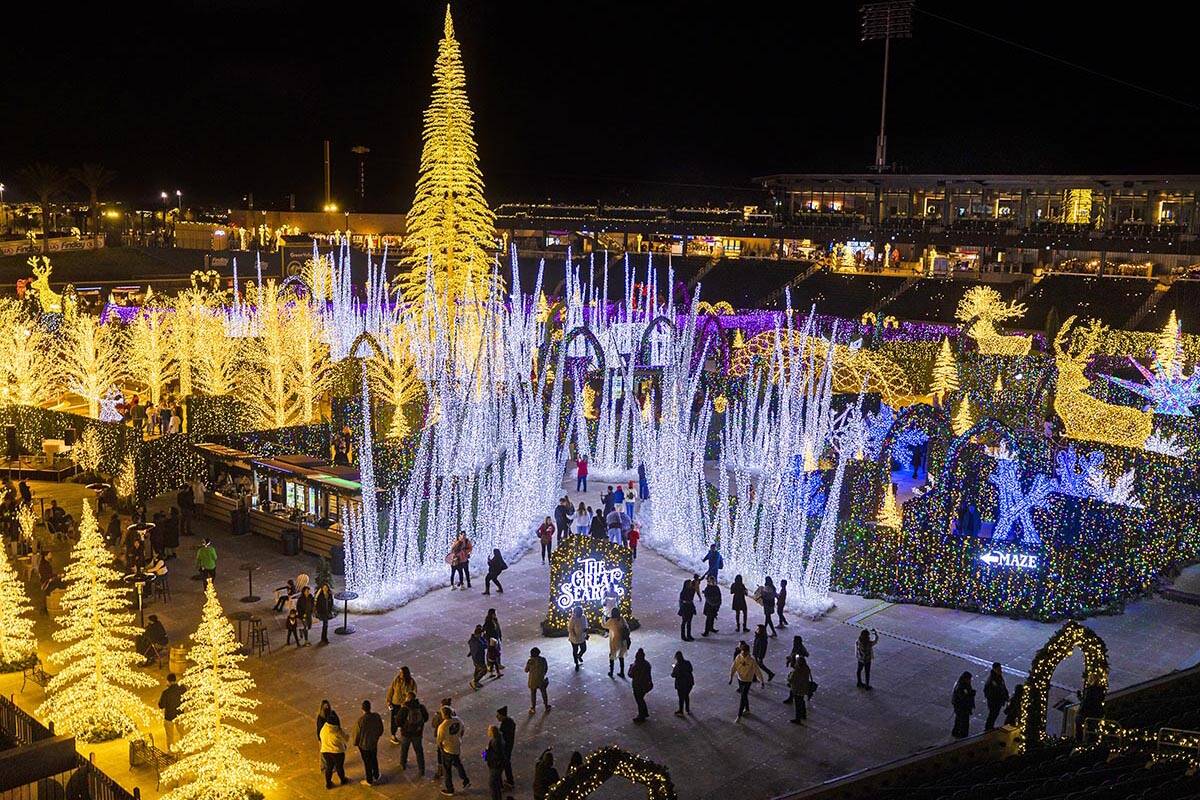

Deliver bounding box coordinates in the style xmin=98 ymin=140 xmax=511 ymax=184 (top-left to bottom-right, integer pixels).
xmin=114 ymin=452 xmax=136 ymax=503
xmin=0 ymin=546 xmax=37 ymax=671
xmin=239 ymin=282 xmax=296 ymax=429
xmin=160 ymin=581 xmax=277 ymax=800
xmin=170 ymin=294 xmax=201 ymax=398
xmin=398 ymin=7 xmax=499 ymax=312
xmin=126 ymin=306 xmax=176 ymax=406
xmin=287 ymin=298 xmax=330 ymax=425
xmin=192 ymin=311 xmax=240 ymax=398
xmin=0 ymin=298 xmax=59 ymax=407
xmin=38 ymin=502 xmax=155 ymax=741
xmin=58 ymin=312 xmax=126 ymax=418
xmin=72 ymin=427 xmax=103 ymax=475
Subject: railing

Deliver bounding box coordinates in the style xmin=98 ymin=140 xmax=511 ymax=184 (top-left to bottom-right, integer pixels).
xmin=0 ymin=693 xmax=54 ymax=744
xmin=77 ymin=752 xmax=141 ymax=800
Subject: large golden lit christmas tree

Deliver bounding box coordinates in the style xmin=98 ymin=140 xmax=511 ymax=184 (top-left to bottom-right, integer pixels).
xmin=398 ymin=6 xmax=499 ymax=310
xmin=0 ymin=547 xmax=37 ymax=671
xmin=38 ymin=502 xmax=155 ymax=741
xmin=160 ymin=581 xmax=277 ymax=800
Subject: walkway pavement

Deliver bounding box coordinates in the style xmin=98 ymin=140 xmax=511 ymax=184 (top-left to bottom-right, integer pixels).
xmin=4 ymin=475 xmax=1198 ymax=800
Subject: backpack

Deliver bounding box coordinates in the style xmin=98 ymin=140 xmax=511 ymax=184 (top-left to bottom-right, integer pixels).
xmin=401 ymin=704 xmax=427 ymax=737
xmin=621 ymin=620 xmax=631 ymax=647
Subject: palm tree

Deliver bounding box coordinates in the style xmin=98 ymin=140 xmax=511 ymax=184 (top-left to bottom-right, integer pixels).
xmin=18 ymin=164 xmax=71 ymax=252
xmin=70 ymin=164 xmax=117 ymax=235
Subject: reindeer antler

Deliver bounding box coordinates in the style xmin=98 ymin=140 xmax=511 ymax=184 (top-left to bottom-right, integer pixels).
xmin=1053 ymin=315 xmax=1078 ymax=356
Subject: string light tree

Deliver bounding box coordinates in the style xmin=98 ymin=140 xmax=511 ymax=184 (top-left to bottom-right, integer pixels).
xmin=58 ymin=311 xmax=126 ymax=418
xmin=876 ymin=480 xmax=902 ymax=530
xmin=126 ymin=305 xmax=176 ymax=406
xmin=397 ymin=6 xmax=500 ymax=318
xmin=286 ymin=295 xmax=330 ymax=425
xmin=366 ymin=323 xmax=424 ymax=439
xmin=930 ymin=336 xmax=959 ymax=404
xmin=239 ymin=281 xmax=298 ymax=429
xmin=160 ymin=581 xmax=278 ymax=800
xmin=38 ymin=502 xmax=155 ymax=741
xmin=71 ymin=426 xmax=104 ymax=479
xmin=0 ymin=297 xmax=59 ymax=407
xmin=951 ymin=396 xmax=975 ymax=436
xmin=0 ymin=545 xmax=37 ymax=671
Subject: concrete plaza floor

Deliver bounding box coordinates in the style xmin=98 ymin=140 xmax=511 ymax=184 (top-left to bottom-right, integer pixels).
xmin=4 ymin=475 xmax=1200 ymax=800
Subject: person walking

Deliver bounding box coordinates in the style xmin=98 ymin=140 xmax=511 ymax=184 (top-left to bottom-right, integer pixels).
xmin=469 ymin=625 xmax=488 ymax=689
xmin=628 ymin=524 xmax=640 ymax=559
xmin=605 ymin=505 xmax=623 ymax=544
xmin=983 ymin=663 xmax=1010 ymax=731
xmin=613 ymin=484 xmax=625 ymax=517
xmin=575 ymin=455 xmax=588 ymax=492
xmin=567 ymin=605 xmax=588 ymax=669
xmin=436 ymin=706 xmax=469 ymax=795
xmin=730 ymin=575 xmax=749 ymax=633
xmin=496 ymin=706 xmax=516 ymax=789
xmin=624 ymin=481 xmax=636 ymax=518
xmin=195 ymin=538 xmax=217 ymax=581
xmin=787 ymin=656 xmax=813 ymax=724
xmin=388 ymin=666 xmax=418 ymax=743
xmin=760 ymin=576 xmax=778 ymax=637
xmin=752 ymin=624 xmax=776 ymax=681
xmin=702 ymin=576 xmax=722 ymax=636
xmin=450 ymin=532 xmax=473 ymax=589
xmin=702 ymin=543 xmax=723 ymax=580
xmin=677 ymin=579 xmax=696 ymax=641
xmin=353 ymin=700 xmax=384 ymax=785
xmin=601 ymin=486 xmax=615 ymax=516
xmin=671 ymin=651 xmax=694 ymax=717
xmin=525 ymin=647 xmax=551 ymax=714
xmin=430 ymin=699 xmax=456 ymax=784
xmin=575 ymin=502 xmax=589 ymax=537
xmin=637 ymin=462 xmax=649 ymax=501
xmin=158 ymin=672 xmax=184 ymax=752
xmin=285 ymin=608 xmax=303 ymax=647
xmin=537 ymin=516 xmax=555 ymax=563
xmin=729 ymin=643 xmax=764 ymax=722
xmin=856 ymin=629 xmax=879 ymax=689
xmin=554 ymin=499 xmax=570 ymax=546
xmin=532 ymin=750 xmax=559 ymax=800
xmin=295 ymin=586 xmax=315 ymax=645
xmin=485 ymin=725 xmax=506 ymax=800
xmin=1003 ymin=683 xmax=1025 ymax=727
xmin=483 ymin=548 xmax=507 ymax=595
xmin=777 ymin=579 xmax=789 ymax=628
xmin=319 ymin=709 xmax=350 ymax=788
xmin=951 ymin=671 xmax=976 ymax=739
xmin=629 ymin=648 xmax=653 ymax=723
xmin=604 ymin=608 xmax=630 ymax=678
xmin=397 ymin=693 xmax=429 ymax=776
xmin=314 ymin=583 xmax=335 ymax=644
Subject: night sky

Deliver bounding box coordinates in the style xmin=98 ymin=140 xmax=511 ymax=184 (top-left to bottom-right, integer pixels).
xmin=4 ymin=1 xmax=1198 ymax=210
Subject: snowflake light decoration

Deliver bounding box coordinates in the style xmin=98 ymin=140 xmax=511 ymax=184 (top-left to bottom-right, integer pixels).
xmin=1102 ymin=358 xmax=1200 ymax=417
xmin=988 ymin=459 xmax=1056 ymax=544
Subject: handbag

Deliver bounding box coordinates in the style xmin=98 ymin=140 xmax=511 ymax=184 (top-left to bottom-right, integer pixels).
xmin=807 ymin=680 xmax=818 ymax=699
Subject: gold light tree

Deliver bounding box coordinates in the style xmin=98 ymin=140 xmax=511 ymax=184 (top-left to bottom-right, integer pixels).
xmin=287 ymin=298 xmax=329 ymax=425
xmin=0 ymin=299 xmax=59 ymax=407
xmin=160 ymin=581 xmax=277 ymax=800
xmin=38 ymin=502 xmax=155 ymax=741
xmin=127 ymin=306 xmax=176 ymax=406
xmin=952 ymin=396 xmax=975 ymax=437
xmin=1155 ymin=310 xmax=1181 ymax=375
xmin=72 ymin=427 xmax=103 ymax=475
xmin=17 ymin=503 xmax=37 ymax=548
xmin=367 ymin=325 xmax=424 ymax=438
xmin=114 ymin=452 xmax=137 ymax=503
xmin=0 ymin=547 xmax=37 ymax=671
xmin=930 ymin=336 xmax=959 ymax=401
xmin=59 ymin=312 xmax=126 ymax=418
xmin=240 ymin=282 xmax=295 ymax=429
xmin=192 ymin=311 xmax=240 ymax=398
xmin=876 ymin=482 xmax=902 ymax=530
xmin=398 ymin=7 xmax=499 ymax=311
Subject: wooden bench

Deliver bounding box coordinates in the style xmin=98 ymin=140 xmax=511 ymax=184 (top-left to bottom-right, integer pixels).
xmin=21 ymin=658 xmax=52 ymax=692
xmin=130 ymin=733 xmax=177 ymax=789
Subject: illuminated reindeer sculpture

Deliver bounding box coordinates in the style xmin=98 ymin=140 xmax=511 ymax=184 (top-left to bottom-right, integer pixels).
xmin=956 ymin=285 xmax=1032 ymax=356
xmin=1053 ymin=315 xmax=1152 ymax=448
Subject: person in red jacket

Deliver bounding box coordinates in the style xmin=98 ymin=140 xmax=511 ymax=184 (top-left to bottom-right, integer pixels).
xmin=575 ymin=456 xmax=588 ymax=492
xmin=536 ymin=517 xmax=555 ymax=563
xmin=628 ymin=525 xmax=641 ymax=560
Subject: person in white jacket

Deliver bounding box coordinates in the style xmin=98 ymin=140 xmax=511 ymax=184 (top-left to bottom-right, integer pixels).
xmin=319 ymin=710 xmax=350 ymax=788
xmin=729 ymin=644 xmax=764 ymax=722
xmin=604 ymin=608 xmax=630 ymax=678
xmin=435 ymin=708 xmax=469 ymax=796
xmin=567 ymin=605 xmax=588 ymax=670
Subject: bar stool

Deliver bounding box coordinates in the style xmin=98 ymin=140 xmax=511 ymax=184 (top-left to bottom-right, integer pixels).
xmin=152 ymin=573 xmax=171 ymax=603
xmin=248 ymin=617 xmax=271 ymax=656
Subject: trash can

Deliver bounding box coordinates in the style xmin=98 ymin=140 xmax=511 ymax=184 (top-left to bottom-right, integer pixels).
xmin=169 ymin=645 xmax=187 ymax=676
xmin=282 ymin=530 xmax=300 ymax=556
xmin=330 ymin=544 xmax=345 ymax=576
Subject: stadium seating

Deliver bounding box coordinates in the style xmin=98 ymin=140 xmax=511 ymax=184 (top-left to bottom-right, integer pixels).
xmin=881 ymin=278 xmax=1022 ymax=324
xmin=1138 ymin=280 xmax=1200 ymax=331
xmin=788 ymin=273 xmax=908 ymax=318
xmin=1020 ymin=275 xmax=1156 ymax=328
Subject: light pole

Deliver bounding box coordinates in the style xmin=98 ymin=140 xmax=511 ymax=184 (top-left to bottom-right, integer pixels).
xmin=160 ymin=191 xmax=169 ymax=247
xmin=0 ymin=183 xmax=6 ymax=231
xmin=860 ymin=1 xmax=913 ymax=173
xmin=175 ymin=189 xmax=182 ymax=213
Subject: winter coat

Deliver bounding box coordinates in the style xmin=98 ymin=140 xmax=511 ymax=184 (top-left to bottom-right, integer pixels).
xmin=469 ymin=634 xmax=487 ymax=665
xmin=435 ymin=717 xmax=465 ymax=755
xmin=485 ymin=734 xmax=506 ymax=770
xmin=730 ymin=652 xmax=763 ymax=683
xmin=703 ymin=584 xmax=722 ymax=616
xmin=319 ymin=722 xmax=348 ymax=754
xmin=952 ymin=685 xmax=976 ymax=714
xmin=538 ymin=523 xmax=555 ymax=543
xmin=787 ymin=661 xmax=812 ymax=695
xmin=752 ymin=630 xmax=770 ymax=660
xmin=567 ymin=614 xmax=588 ymax=645
xmin=605 ymin=616 xmax=630 ymax=659
xmin=387 ymin=673 xmax=417 ymax=706
xmin=533 ymin=760 xmax=560 ymax=800
xmin=629 ymin=658 xmax=653 ymax=694
xmin=677 ymin=587 xmax=696 ymax=618
xmin=554 ymin=505 xmax=570 ymax=529
xmin=398 ymin=699 xmax=429 ymax=738
xmin=760 ymin=586 xmax=777 ymax=615
xmin=730 ymin=582 xmax=748 ymax=612
xmin=486 ymin=553 xmax=507 ymax=577
xmin=353 ymin=711 xmax=384 ymax=750
xmin=984 ymin=673 xmax=1010 ymax=707
xmin=525 ymin=654 xmax=549 ymax=689
xmin=314 ymin=588 xmax=335 ymax=621
xmin=672 ymin=658 xmax=694 ymax=692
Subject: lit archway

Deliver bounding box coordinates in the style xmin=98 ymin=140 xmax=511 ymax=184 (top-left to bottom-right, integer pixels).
xmin=544 ymin=746 xmax=677 ymax=800
xmin=1017 ymin=621 xmax=1109 ymax=752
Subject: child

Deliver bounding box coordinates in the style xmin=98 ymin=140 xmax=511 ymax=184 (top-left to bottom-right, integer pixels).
xmin=628 ymin=525 xmax=640 ymax=560
xmin=286 ymin=608 xmax=303 ymax=647
xmin=487 ymin=637 xmax=503 ymax=676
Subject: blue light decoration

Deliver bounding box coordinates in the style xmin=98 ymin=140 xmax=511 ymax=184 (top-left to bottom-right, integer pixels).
xmin=987 ymin=458 xmax=1055 ymax=544
xmin=1103 ymin=358 xmax=1200 ymax=416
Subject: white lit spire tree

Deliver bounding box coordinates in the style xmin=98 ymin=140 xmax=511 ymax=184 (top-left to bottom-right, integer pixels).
xmin=38 ymin=502 xmax=155 ymax=742
xmin=398 ymin=6 xmax=499 ymax=310
xmin=160 ymin=581 xmax=277 ymax=800
xmin=58 ymin=312 xmax=126 ymax=418
xmin=126 ymin=306 xmax=176 ymax=406
xmin=0 ymin=546 xmax=37 ymax=671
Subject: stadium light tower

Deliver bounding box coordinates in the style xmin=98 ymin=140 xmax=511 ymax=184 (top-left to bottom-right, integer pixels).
xmin=860 ymin=1 xmax=913 ymax=172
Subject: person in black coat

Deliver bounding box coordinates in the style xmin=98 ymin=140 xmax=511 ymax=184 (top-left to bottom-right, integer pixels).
xmin=730 ymin=575 xmax=749 ymax=633
xmin=495 ymin=706 xmax=516 ymax=788
xmin=589 ymin=510 xmax=606 ymax=540
xmin=677 ymin=579 xmax=697 ymax=641
xmin=483 ymin=548 xmax=507 ymax=595
xmin=671 ymin=651 xmax=694 ymax=716
xmin=1003 ymin=683 xmax=1024 ymax=727
xmin=983 ymin=662 xmax=1010 ymax=730
xmin=702 ymin=577 xmax=722 ymax=636
xmin=752 ymin=624 xmax=776 ymax=681
xmin=314 ymin=584 xmax=335 ymax=644
xmin=951 ymin=671 xmax=976 ymax=738
xmin=485 ymin=724 xmax=506 ymax=800
xmin=629 ymin=648 xmax=653 ymax=723
xmin=532 ymin=750 xmax=559 ymax=800
xmin=760 ymin=576 xmax=778 ymax=637
xmin=553 ymin=498 xmax=571 ymax=545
